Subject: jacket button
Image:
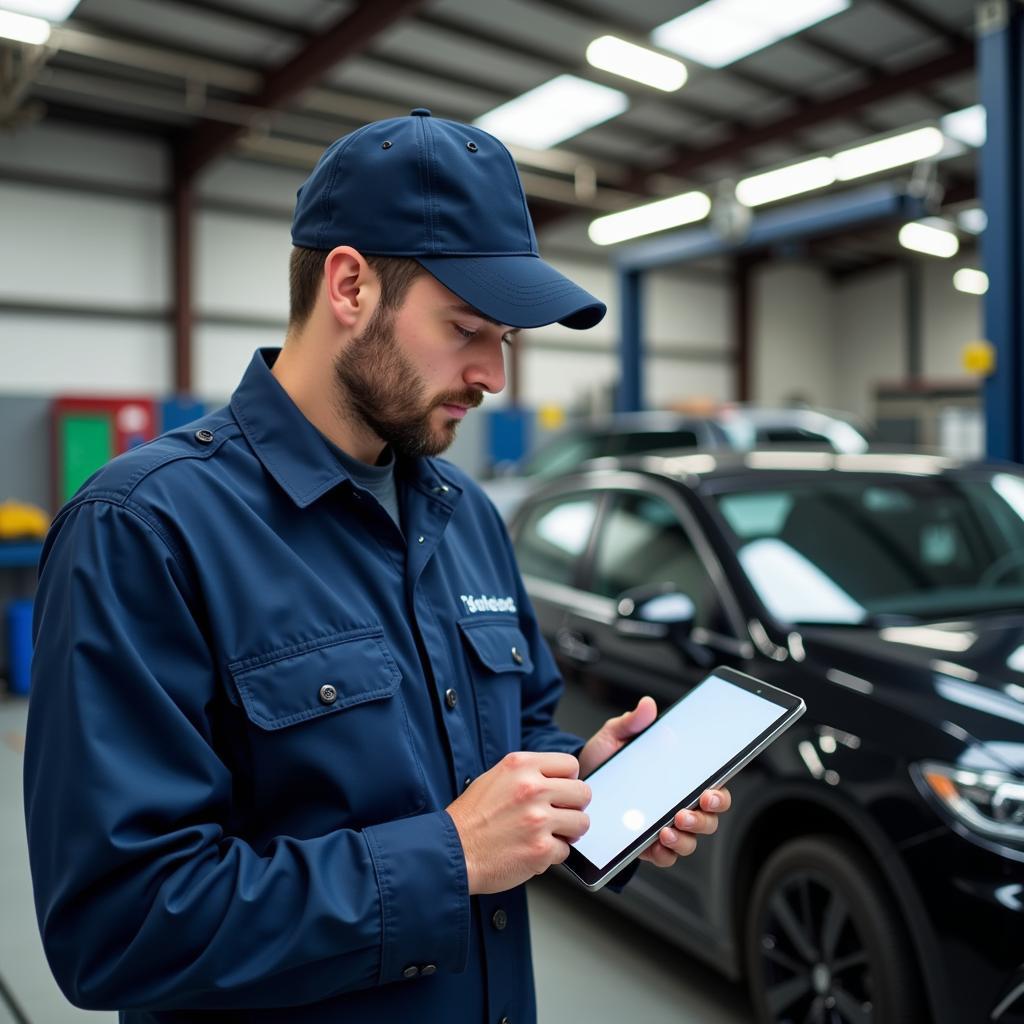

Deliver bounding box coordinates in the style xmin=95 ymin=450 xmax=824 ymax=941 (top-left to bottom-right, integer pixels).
xmin=445 ymin=688 xmax=458 ymax=710
xmin=511 ymin=646 xmax=523 ymax=665
xmin=319 ymin=684 xmax=337 ymax=705
xmin=492 ymin=908 xmax=508 ymax=931
xmin=499 ymin=1017 xmax=511 ymax=1024
xmin=463 ymin=775 xmax=473 ymax=790
xmin=194 ymin=428 xmax=214 ymax=444
xmin=402 ymin=965 xmax=419 ymax=979
xmin=420 ymin=963 xmax=437 ymax=976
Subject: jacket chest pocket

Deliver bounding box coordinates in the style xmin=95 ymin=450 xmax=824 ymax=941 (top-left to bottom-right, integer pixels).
xmin=457 ymin=616 xmax=533 ymax=768
xmin=227 ymin=627 xmax=427 ymax=830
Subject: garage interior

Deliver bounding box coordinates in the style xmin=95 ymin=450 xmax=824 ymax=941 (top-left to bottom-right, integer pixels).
xmin=1 ymin=0 xmax=1021 ymax=1021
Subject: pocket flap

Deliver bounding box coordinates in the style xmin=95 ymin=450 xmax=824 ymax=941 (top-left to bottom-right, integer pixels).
xmin=458 ymin=618 xmax=534 ymax=675
xmin=228 ymin=628 xmax=401 ymax=731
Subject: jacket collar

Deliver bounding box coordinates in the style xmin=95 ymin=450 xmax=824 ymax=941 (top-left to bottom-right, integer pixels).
xmin=229 ymin=348 xmax=462 ymax=510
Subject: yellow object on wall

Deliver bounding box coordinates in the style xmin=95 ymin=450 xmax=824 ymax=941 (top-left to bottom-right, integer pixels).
xmin=537 ymin=404 xmax=566 ymax=430
xmin=962 ymin=339 xmax=996 ymax=377
xmin=0 ymin=501 xmax=50 ymax=541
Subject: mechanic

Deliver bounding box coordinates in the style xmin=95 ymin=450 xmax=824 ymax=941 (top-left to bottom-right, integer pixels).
xmin=24 ymin=108 xmax=731 ymax=1024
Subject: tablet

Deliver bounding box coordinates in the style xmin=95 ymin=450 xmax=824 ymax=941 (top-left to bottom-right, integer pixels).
xmin=563 ymin=666 xmax=806 ymax=891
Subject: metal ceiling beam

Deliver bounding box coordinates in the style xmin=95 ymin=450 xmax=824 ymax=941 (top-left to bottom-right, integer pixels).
xmin=412 ymin=8 xmax=745 ymax=133
xmin=628 ymin=41 xmax=974 ymax=188
xmin=874 ymin=0 xmax=970 ymax=47
xmin=177 ymin=0 xmax=424 ymax=180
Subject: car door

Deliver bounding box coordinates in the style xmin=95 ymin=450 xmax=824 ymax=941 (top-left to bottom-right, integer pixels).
xmin=560 ymin=477 xmax=750 ymax=719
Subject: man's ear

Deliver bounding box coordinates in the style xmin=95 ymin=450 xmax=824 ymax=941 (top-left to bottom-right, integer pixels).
xmin=323 ymin=246 xmax=379 ymax=331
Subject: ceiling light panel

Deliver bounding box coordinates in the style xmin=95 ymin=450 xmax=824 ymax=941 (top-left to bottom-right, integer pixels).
xmin=953 ymin=269 xmax=989 ymax=295
xmin=0 ymin=0 xmax=79 ymax=20
xmin=736 ymin=156 xmax=836 ymax=207
xmin=957 ymin=207 xmax=988 ymax=235
xmin=899 ymin=221 xmax=959 ymax=259
xmin=586 ymin=35 xmax=688 ymax=91
xmin=651 ymin=0 xmax=850 ymax=68
xmin=588 ymin=191 xmax=711 ymax=246
xmin=833 ymin=126 xmax=944 ymax=180
xmin=941 ymin=104 xmax=986 ymax=148
xmin=474 ymin=75 xmax=628 ymax=150
xmin=0 ymin=8 xmax=50 ymax=42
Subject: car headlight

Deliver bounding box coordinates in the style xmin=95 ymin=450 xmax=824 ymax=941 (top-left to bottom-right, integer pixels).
xmin=913 ymin=761 xmax=1024 ymax=845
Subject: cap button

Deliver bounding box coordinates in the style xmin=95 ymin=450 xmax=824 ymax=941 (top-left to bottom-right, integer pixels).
xmin=410 ymin=107 xmax=432 ymax=117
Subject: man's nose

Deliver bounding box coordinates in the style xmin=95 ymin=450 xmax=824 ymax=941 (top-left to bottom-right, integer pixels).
xmin=464 ymin=336 xmax=507 ymax=394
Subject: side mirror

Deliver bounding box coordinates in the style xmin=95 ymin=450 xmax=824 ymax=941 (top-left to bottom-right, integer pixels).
xmin=614 ymin=584 xmax=697 ymax=639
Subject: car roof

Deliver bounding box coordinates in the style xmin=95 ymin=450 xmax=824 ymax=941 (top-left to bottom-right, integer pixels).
xmin=577 ymin=447 xmax=1017 ymax=491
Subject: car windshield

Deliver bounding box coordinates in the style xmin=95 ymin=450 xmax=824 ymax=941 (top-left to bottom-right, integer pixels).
xmin=713 ymin=472 xmax=1024 ymax=624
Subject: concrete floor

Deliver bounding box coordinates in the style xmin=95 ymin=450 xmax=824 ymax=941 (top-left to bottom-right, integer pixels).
xmin=0 ymin=695 xmax=750 ymax=1024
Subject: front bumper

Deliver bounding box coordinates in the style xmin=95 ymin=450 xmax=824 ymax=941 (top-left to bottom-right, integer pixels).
xmin=899 ymin=829 xmax=1024 ymax=1023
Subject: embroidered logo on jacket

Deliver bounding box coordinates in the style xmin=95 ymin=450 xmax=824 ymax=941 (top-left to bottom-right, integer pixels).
xmin=460 ymin=594 xmax=518 ymax=614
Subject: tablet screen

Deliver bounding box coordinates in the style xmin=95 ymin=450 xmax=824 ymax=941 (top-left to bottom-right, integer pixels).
xmin=571 ymin=674 xmax=786 ymax=870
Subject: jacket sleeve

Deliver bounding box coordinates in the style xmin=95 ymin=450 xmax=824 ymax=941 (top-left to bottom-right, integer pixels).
xmin=24 ymin=498 xmax=469 ymax=1012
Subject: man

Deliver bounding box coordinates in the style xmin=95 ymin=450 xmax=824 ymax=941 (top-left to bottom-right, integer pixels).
xmin=25 ymin=109 xmax=731 ymax=1023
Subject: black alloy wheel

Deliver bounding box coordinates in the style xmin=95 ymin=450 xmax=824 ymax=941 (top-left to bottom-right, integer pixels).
xmin=744 ymin=836 xmax=924 ymax=1024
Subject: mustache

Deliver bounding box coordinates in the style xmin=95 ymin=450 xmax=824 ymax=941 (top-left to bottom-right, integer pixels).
xmin=434 ymin=390 xmax=484 ymax=410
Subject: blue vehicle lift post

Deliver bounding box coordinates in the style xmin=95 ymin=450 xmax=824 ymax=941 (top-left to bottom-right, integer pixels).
xmin=979 ymin=0 xmax=1024 ymax=462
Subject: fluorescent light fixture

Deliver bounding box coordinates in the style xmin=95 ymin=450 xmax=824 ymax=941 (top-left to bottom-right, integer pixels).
xmin=834 ymin=126 xmax=944 ymax=180
xmin=474 ymin=75 xmax=628 ymax=150
xmin=586 ymin=35 xmax=687 ymax=91
xmin=0 ymin=8 xmax=49 ymax=41
xmin=0 ymin=0 xmax=80 ymax=19
xmin=736 ymin=156 xmax=835 ymax=207
xmin=957 ymin=206 xmax=987 ymax=235
xmin=942 ymin=104 xmax=986 ymax=148
xmin=899 ymin=220 xmax=959 ymax=258
xmin=652 ymin=0 xmax=849 ymax=68
xmin=588 ymin=190 xmax=711 ymax=245
xmin=953 ymin=268 xmax=989 ymax=295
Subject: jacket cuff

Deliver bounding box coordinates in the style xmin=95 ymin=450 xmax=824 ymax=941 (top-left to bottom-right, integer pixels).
xmin=362 ymin=810 xmax=470 ymax=984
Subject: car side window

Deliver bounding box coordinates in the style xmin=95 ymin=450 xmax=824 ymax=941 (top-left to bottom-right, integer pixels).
xmin=514 ymin=493 xmax=600 ymax=587
xmin=590 ymin=492 xmax=723 ymax=629
xmin=614 ymin=430 xmax=700 ymax=455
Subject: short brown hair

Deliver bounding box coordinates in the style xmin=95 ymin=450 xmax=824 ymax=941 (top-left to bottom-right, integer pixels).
xmin=288 ymin=247 xmax=424 ymax=330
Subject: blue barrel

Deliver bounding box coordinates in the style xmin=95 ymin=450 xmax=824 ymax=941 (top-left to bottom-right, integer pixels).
xmin=6 ymin=598 xmax=33 ymax=696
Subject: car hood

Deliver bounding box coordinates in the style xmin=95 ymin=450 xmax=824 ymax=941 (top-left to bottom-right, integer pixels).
xmin=798 ymin=614 xmax=1024 ymax=775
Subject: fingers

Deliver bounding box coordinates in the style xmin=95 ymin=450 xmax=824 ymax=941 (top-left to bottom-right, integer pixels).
xmin=699 ymin=787 xmax=732 ymax=813
xmin=608 ymin=696 xmax=657 ymax=739
xmin=673 ymin=808 xmax=719 ymax=836
xmin=551 ymin=808 xmax=590 ymax=841
xmin=547 ymin=777 xmax=592 ymax=809
xmin=531 ymin=752 xmax=581 ymax=779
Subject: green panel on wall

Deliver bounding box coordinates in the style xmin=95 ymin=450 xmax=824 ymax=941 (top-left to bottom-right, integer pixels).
xmin=62 ymin=413 xmax=113 ymax=503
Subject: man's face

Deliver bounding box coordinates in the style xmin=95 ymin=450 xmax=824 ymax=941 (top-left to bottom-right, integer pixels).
xmin=333 ymin=272 xmax=514 ymax=458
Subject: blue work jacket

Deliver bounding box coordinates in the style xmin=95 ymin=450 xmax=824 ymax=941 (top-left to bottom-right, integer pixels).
xmin=25 ymin=348 xmax=590 ymax=1024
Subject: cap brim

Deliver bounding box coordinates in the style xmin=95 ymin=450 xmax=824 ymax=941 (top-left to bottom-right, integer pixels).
xmin=415 ymin=254 xmax=606 ymax=330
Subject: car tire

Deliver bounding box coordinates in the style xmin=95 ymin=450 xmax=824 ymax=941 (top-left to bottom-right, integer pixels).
xmin=744 ymin=834 xmax=924 ymax=1024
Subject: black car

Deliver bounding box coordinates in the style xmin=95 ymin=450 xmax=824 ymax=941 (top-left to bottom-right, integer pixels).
xmin=509 ymin=449 xmax=1024 ymax=1024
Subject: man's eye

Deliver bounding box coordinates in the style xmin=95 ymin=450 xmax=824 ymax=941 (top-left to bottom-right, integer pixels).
xmin=454 ymin=324 xmax=477 ymax=340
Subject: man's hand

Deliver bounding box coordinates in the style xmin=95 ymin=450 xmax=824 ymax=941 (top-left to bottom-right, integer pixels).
xmin=578 ymin=696 xmax=733 ymax=869
xmin=446 ymin=751 xmax=591 ymax=895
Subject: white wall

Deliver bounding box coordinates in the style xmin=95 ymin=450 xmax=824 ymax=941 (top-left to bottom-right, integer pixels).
xmin=753 ymin=263 xmax=835 ymax=408
xmin=833 ymin=266 xmax=906 ymax=420
xmin=921 ymin=258 xmax=984 ymax=379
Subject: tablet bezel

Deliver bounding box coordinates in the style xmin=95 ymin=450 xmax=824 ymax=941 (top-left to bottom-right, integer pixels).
xmin=562 ymin=666 xmax=805 ymax=892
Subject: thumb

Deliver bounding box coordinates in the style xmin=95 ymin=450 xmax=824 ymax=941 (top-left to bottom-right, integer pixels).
xmin=608 ymin=696 xmax=657 ymax=740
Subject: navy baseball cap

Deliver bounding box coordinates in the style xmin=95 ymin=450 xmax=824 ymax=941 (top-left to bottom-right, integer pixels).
xmin=291 ymin=108 xmax=606 ymax=330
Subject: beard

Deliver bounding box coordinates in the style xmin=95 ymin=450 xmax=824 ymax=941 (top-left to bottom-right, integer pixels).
xmin=332 ymin=305 xmax=483 ymax=459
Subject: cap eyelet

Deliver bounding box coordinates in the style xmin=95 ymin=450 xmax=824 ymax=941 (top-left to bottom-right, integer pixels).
xmin=466 ymin=141 xmax=478 ymax=152
xmin=381 ymin=140 xmax=393 ymax=150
